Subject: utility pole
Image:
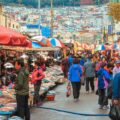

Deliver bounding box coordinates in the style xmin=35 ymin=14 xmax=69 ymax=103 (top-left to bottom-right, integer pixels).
xmin=38 ymin=0 xmax=41 ymax=35
xmin=51 ymin=0 xmax=54 ymax=37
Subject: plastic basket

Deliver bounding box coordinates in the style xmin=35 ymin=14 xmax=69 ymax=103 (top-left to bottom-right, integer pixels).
xmin=46 ymin=95 xmax=55 ymax=101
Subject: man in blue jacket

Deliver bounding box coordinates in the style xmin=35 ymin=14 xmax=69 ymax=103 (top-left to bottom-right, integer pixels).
xmin=112 ymin=73 xmax=120 ymax=105
xmin=68 ymin=58 xmax=82 ymax=101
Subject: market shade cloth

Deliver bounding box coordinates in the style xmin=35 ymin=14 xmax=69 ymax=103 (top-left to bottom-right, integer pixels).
xmin=49 ymin=38 xmax=65 ymax=48
xmin=0 ymin=26 xmax=30 ymax=47
xmin=113 ymin=43 xmax=120 ymax=50
xmin=31 ymin=36 xmax=51 ymax=47
xmin=105 ymin=44 xmax=113 ymax=50
xmin=39 ymin=39 xmax=52 ymax=47
xmin=32 ymin=41 xmax=41 ymax=48
xmin=95 ymin=44 xmax=106 ymax=51
xmin=31 ymin=36 xmax=46 ymax=41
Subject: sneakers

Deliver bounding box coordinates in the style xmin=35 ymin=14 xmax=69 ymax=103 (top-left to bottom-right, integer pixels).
xmin=86 ymin=91 xmax=89 ymax=94
xmin=99 ymin=105 xmax=103 ymax=109
xmin=102 ymin=105 xmax=109 ymax=110
xmin=74 ymin=98 xmax=79 ymax=102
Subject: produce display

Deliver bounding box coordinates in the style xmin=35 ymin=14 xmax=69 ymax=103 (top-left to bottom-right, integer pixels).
xmin=0 ymin=65 xmax=64 ymax=116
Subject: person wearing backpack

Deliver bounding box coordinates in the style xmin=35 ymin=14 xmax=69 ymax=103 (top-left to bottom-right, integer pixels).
xmin=31 ymin=61 xmax=45 ymax=106
xmin=15 ymin=60 xmax=30 ymax=120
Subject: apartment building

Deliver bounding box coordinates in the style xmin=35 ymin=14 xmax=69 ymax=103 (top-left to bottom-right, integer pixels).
xmin=0 ymin=4 xmax=20 ymax=31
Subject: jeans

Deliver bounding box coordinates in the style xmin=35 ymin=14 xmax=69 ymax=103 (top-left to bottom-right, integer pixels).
xmin=34 ymin=81 xmax=42 ymax=104
xmin=86 ymin=77 xmax=95 ymax=92
xmin=16 ymin=94 xmax=30 ymax=120
xmin=71 ymin=82 xmax=81 ymax=99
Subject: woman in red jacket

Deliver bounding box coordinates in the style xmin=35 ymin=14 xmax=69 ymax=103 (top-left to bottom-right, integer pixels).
xmin=31 ymin=61 xmax=45 ymax=106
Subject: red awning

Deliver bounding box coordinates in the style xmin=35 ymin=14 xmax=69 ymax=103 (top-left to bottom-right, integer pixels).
xmin=0 ymin=26 xmax=31 ymax=47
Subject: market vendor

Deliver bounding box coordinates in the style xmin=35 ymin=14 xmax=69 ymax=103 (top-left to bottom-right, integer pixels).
xmin=15 ymin=59 xmax=30 ymax=120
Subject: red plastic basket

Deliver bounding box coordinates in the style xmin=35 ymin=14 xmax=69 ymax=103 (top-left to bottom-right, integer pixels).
xmin=46 ymin=95 xmax=55 ymax=101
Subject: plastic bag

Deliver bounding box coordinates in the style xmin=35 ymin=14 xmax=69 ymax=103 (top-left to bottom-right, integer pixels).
xmin=8 ymin=116 xmax=23 ymax=120
xmin=109 ymin=104 xmax=120 ymax=120
xmin=66 ymin=82 xmax=71 ymax=97
xmin=81 ymin=77 xmax=85 ymax=85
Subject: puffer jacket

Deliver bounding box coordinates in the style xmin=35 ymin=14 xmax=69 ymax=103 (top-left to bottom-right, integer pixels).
xmin=112 ymin=73 xmax=120 ymax=99
xmin=31 ymin=68 xmax=45 ymax=84
xmin=68 ymin=64 xmax=82 ymax=82
xmin=97 ymin=68 xmax=110 ymax=89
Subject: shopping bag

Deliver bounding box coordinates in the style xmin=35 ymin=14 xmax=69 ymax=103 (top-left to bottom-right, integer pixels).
xmin=66 ymin=82 xmax=71 ymax=97
xmin=109 ymin=104 xmax=120 ymax=120
xmin=81 ymin=77 xmax=85 ymax=85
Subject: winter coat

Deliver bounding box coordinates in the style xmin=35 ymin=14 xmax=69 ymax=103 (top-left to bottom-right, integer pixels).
xmin=84 ymin=60 xmax=95 ymax=78
xmin=31 ymin=68 xmax=45 ymax=84
xmin=68 ymin=56 xmax=74 ymax=67
xmin=15 ymin=67 xmax=29 ymax=95
xmin=112 ymin=73 xmax=120 ymax=99
xmin=97 ymin=68 xmax=111 ymax=89
xmin=68 ymin=64 xmax=82 ymax=82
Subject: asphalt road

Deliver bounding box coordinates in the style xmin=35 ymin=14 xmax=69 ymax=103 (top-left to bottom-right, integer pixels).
xmin=31 ymin=83 xmax=110 ymax=120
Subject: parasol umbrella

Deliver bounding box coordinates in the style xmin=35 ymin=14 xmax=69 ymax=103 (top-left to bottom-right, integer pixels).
xmin=113 ymin=43 xmax=120 ymax=50
xmin=31 ymin=36 xmax=46 ymax=41
xmin=95 ymin=44 xmax=106 ymax=51
xmin=4 ymin=62 xmax=14 ymax=68
xmin=32 ymin=41 xmax=42 ymax=48
xmin=39 ymin=39 xmax=52 ymax=47
xmin=20 ymin=54 xmax=28 ymax=59
xmin=49 ymin=38 xmax=65 ymax=48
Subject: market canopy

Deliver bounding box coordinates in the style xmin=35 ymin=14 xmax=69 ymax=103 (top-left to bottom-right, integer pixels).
xmin=32 ymin=41 xmax=41 ymax=48
xmin=0 ymin=26 xmax=30 ymax=47
xmin=49 ymin=38 xmax=65 ymax=48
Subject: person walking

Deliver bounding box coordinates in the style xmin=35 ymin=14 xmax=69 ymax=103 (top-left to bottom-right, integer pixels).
xmin=97 ymin=63 xmax=112 ymax=109
xmin=68 ymin=58 xmax=82 ymax=101
xmin=31 ymin=61 xmax=45 ymax=106
xmin=84 ymin=56 xmax=95 ymax=93
xmin=15 ymin=60 xmax=30 ymax=120
xmin=112 ymin=72 xmax=120 ymax=104
xmin=113 ymin=60 xmax=120 ymax=79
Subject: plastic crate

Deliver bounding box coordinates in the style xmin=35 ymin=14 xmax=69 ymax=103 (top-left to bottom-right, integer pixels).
xmin=46 ymin=95 xmax=55 ymax=101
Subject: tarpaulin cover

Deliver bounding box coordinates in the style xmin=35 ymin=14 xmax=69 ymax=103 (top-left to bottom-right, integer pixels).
xmin=0 ymin=26 xmax=31 ymax=47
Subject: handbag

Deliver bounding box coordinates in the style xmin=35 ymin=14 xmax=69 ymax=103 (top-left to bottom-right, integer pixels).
xmin=66 ymin=82 xmax=71 ymax=97
xmin=109 ymin=104 xmax=120 ymax=120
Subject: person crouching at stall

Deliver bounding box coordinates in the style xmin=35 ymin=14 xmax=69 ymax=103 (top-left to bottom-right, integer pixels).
xmin=68 ymin=58 xmax=82 ymax=102
xmin=31 ymin=61 xmax=45 ymax=106
xmin=15 ymin=60 xmax=30 ymax=120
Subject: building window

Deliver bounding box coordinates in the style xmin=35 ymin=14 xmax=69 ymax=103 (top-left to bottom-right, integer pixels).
xmin=9 ymin=23 xmax=11 ymax=27
xmin=16 ymin=26 xmax=19 ymax=29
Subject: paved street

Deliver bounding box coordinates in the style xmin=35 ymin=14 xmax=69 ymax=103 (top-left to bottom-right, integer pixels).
xmin=31 ymin=83 xmax=110 ymax=120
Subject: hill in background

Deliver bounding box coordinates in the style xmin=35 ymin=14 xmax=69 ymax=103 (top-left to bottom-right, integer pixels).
xmin=1 ymin=0 xmax=108 ymax=8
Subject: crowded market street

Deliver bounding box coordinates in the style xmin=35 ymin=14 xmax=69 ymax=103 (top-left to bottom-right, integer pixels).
xmin=0 ymin=1 xmax=120 ymax=120
xmin=31 ymin=83 xmax=110 ymax=120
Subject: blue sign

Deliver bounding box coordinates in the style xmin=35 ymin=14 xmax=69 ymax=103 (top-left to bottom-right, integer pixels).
xmin=26 ymin=24 xmax=51 ymax=38
xmin=108 ymin=25 xmax=113 ymax=35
